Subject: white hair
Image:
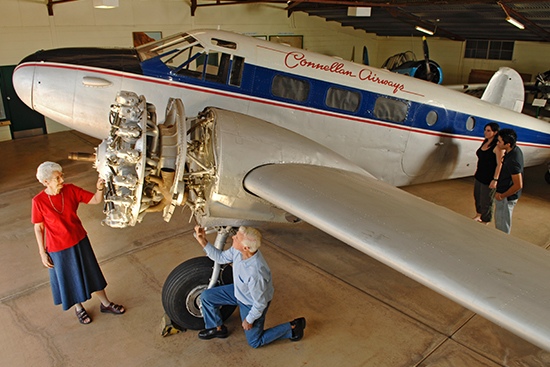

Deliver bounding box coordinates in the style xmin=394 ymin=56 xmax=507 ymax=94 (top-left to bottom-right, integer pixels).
xmin=239 ymin=226 xmax=262 ymax=253
xmin=36 ymin=161 xmax=62 ymax=185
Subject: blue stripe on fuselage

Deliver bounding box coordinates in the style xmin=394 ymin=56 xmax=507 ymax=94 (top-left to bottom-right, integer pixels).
xmin=140 ymin=59 xmax=550 ymax=147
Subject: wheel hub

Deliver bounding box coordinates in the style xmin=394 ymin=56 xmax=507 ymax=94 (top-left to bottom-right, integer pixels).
xmin=185 ymin=284 xmax=207 ymax=318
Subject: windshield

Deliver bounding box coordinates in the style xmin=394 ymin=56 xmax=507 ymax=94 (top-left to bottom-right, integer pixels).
xmin=136 ymin=32 xmax=243 ymax=86
xmin=136 ymin=33 xmax=200 ymax=63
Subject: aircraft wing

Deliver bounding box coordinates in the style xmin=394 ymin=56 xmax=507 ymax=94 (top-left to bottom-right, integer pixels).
xmin=244 ymin=163 xmax=550 ymax=351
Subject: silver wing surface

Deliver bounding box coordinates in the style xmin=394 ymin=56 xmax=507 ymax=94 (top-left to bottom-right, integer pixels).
xmin=244 ymin=163 xmax=550 ymax=351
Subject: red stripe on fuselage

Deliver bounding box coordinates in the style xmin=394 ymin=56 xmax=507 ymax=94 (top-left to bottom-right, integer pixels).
xmin=16 ymin=62 xmax=550 ymax=150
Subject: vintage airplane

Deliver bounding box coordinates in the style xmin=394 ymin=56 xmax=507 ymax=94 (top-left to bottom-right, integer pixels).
xmin=12 ymin=29 xmax=550 ymax=350
xmin=383 ymin=36 xmax=443 ymax=84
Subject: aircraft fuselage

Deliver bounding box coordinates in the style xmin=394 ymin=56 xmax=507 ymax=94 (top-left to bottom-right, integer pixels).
xmin=13 ymin=29 xmax=550 ymax=187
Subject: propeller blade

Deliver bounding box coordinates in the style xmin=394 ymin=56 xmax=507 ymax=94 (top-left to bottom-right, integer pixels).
xmin=422 ymin=36 xmax=433 ymax=82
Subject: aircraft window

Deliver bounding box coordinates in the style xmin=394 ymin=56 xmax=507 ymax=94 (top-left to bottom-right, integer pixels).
xmin=229 ymin=56 xmax=244 ymax=87
xmin=136 ymin=33 xmax=198 ymax=62
xmin=203 ymin=52 xmax=231 ymax=84
xmin=211 ymin=38 xmax=237 ymax=50
xmin=325 ymin=87 xmax=360 ymax=112
xmin=426 ymin=110 xmax=438 ymax=126
xmin=167 ymin=44 xmax=206 ymax=79
xmin=271 ymin=75 xmax=310 ymax=102
xmin=373 ymin=97 xmax=409 ymax=123
xmin=466 ymin=116 xmax=476 ymax=131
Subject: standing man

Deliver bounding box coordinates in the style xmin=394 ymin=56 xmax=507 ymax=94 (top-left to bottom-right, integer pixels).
xmin=194 ymin=225 xmax=306 ymax=348
xmin=494 ymin=129 xmax=524 ymax=234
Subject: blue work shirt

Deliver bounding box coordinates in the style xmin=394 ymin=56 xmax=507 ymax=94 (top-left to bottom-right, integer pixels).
xmin=204 ymin=244 xmax=274 ymax=324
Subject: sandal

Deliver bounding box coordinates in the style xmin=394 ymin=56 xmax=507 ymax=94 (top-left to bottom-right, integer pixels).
xmin=100 ymin=302 xmax=125 ymax=315
xmin=75 ymin=307 xmax=92 ymax=325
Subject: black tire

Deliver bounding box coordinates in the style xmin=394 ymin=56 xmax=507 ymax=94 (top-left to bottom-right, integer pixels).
xmin=162 ymin=256 xmax=236 ymax=330
xmin=545 ymin=170 xmax=550 ymax=184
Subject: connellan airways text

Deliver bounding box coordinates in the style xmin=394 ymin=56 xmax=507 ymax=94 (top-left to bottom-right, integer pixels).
xmin=284 ymin=51 xmax=405 ymax=94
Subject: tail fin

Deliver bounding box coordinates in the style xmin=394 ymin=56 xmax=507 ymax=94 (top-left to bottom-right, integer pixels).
xmin=481 ymin=67 xmax=525 ymax=112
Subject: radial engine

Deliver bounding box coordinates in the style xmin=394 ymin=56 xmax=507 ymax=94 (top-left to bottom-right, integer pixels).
xmin=89 ymin=90 xmax=351 ymax=228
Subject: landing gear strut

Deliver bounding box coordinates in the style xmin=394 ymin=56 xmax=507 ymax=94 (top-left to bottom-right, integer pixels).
xmin=161 ymin=227 xmax=236 ymax=330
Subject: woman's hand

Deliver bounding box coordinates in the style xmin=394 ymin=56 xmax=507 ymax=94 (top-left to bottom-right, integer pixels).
xmin=40 ymin=252 xmax=54 ymax=268
xmin=96 ymin=177 xmax=105 ymax=191
xmin=88 ymin=177 xmax=106 ymax=204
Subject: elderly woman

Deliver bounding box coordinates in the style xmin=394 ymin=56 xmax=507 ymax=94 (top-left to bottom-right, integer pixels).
xmin=32 ymin=161 xmax=125 ymax=325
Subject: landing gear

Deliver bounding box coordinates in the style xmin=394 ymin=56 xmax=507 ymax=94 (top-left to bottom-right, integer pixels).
xmin=161 ymin=227 xmax=237 ymax=330
xmin=162 ymin=257 xmax=235 ymax=330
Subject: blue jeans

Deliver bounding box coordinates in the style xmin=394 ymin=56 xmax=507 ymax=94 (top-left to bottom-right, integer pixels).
xmin=495 ymin=198 xmax=517 ymax=234
xmin=201 ymin=284 xmax=292 ymax=348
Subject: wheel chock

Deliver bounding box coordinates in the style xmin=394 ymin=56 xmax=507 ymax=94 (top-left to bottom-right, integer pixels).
xmin=160 ymin=314 xmax=186 ymax=337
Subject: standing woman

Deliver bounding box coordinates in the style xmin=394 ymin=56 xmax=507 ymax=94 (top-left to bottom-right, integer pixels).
xmin=32 ymin=161 xmax=125 ymax=325
xmin=472 ymin=123 xmax=504 ymax=223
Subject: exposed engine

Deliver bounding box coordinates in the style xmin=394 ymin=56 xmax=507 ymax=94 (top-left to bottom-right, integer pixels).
xmin=94 ymin=91 xmax=198 ymax=227
xmin=85 ymin=91 xmax=366 ymax=229
xmin=91 ymin=91 xmax=292 ymax=228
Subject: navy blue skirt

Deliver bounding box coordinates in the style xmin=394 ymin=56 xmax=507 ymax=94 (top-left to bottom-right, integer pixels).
xmin=48 ymin=236 xmax=107 ymax=311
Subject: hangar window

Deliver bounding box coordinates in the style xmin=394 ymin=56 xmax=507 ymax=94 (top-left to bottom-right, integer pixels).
xmin=426 ymin=110 xmax=438 ymax=126
xmin=271 ymin=75 xmax=310 ymax=102
xmin=325 ymin=87 xmax=360 ymax=112
xmin=464 ymin=40 xmax=514 ymax=61
xmin=466 ymin=116 xmax=476 ymax=131
xmin=373 ymin=97 xmax=409 ymax=123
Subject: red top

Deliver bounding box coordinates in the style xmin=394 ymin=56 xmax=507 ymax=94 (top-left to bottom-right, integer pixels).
xmin=32 ymin=184 xmax=94 ymax=253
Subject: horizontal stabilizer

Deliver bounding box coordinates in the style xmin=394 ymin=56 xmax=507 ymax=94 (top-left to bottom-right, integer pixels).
xmin=481 ymin=67 xmax=525 ymax=112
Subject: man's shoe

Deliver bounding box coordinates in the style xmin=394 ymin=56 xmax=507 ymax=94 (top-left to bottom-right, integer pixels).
xmin=198 ymin=325 xmax=229 ymax=340
xmin=290 ymin=317 xmax=306 ymax=341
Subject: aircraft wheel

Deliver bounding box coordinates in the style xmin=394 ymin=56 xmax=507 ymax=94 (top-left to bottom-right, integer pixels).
xmin=545 ymin=170 xmax=550 ymax=184
xmin=162 ymin=256 xmax=235 ymax=330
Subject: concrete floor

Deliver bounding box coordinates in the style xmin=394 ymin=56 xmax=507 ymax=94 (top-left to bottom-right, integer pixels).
xmin=1 ymin=130 xmax=549 ymax=367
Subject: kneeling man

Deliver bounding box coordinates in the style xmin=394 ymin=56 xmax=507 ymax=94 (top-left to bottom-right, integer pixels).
xmin=194 ymin=225 xmax=306 ymax=348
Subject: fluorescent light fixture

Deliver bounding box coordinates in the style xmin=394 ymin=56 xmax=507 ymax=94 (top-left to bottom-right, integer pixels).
xmin=415 ymin=26 xmax=434 ymax=36
xmin=93 ymin=0 xmax=118 ymax=9
xmin=498 ymin=1 xmax=524 ymax=30
xmin=347 ymin=7 xmax=372 ymax=17
xmin=506 ymin=16 xmax=525 ymax=30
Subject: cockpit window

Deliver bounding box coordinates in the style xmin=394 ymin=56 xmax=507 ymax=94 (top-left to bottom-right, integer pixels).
xmin=170 ymin=45 xmax=207 ymax=78
xmin=136 ymin=33 xmax=198 ymax=62
xmin=136 ymin=33 xmax=243 ymax=86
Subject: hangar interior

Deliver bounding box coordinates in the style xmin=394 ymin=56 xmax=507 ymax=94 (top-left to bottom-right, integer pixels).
xmin=1 ymin=0 xmax=550 ymax=141
xmin=1 ymin=1 xmax=550 ymax=366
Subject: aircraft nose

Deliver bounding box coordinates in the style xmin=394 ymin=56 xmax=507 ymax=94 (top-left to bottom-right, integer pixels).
xmin=12 ymin=63 xmax=35 ymax=110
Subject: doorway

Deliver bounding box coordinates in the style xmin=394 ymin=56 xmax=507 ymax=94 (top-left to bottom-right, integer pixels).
xmin=0 ymin=65 xmax=46 ymax=139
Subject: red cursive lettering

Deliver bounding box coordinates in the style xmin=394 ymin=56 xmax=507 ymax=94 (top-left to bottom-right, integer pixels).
xmin=284 ymin=52 xmax=355 ymax=77
xmin=283 ymin=51 xmax=407 ymax=95
xmin=358 ymin=69 xmax=404 ymax=94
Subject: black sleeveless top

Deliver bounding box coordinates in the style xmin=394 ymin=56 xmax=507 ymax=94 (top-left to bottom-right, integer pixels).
xmin=474 ymin=142 xmax=497 ymax=185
